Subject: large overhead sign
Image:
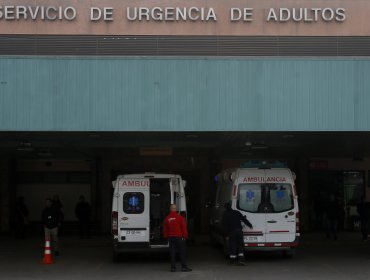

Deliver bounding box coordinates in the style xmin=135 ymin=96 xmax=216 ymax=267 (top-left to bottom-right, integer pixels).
xmin=0 ymin=0 xmax=368 ymax=36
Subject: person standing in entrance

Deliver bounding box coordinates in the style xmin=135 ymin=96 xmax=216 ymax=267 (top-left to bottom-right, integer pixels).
xmin=15 ymin=196 xmax=29 ymax=239
xmin=75 ymin=195 xmax=92 ymax=239
xmin=42 ymin=198 xmax=62 ymax=256
xmin=222 ymin=201 xmax=253 ymax=265
xmin=52 ymin=195 xmax=64 ymax=236
xmin=163 ymin=204 xmax=192 ymax=272
xmin=357 ymin=196 xmax=370 ymax=241
xmin=325 ymin=194 xmax=340 ymax=240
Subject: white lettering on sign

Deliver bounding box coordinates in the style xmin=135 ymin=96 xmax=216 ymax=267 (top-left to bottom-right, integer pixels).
xmin=0 ymin=6 xmax=77 ymax=21
xmin=243 ymin=177 xmax=287 ymax=183
xmin=230 ymin=8 xmax=253 ymax=22
xmin=0 ymin=4 xmax=347 ymax=25
xmin=90 ymin=7 xmax=114 ymax=21
xmin=121 ymin=180 xmax=149 ymax=187
xmin=266 ymin=7 xmax=345 ymax=22
xmin=126 ymin=7 xmax=217 ymax=21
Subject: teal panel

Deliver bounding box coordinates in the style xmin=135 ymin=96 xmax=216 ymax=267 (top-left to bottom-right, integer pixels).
xmin=0 ymin=57 xmax=370 ymax=131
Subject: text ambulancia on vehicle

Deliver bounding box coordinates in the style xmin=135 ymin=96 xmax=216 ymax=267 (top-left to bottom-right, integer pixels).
xmin=111 ymin=173 xmax=187 ymax=259
xmin=209 ymin=161 xmax=300 ymax=257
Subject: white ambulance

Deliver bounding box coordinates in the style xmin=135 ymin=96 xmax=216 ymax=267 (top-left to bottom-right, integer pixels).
xmin=111 ymin=173 xmax=187 ymax=258
xmin=209 ymin=161 xmax=299 ymax=257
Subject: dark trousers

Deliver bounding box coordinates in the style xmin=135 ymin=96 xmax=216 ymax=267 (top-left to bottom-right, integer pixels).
xmin=326 ymin=219 xmax=338 ymax=240
xmin=15 ymin=221 xmax=27 ymax=239
xmin=79 ymin=220 xmax=90 ymax=238
xmin=229 ymin=229 xmax=244 ymax=258
xmin=360 ymin=219 xmax=369 ymax=240
xmin=168 ymin=237 xmax=187 ymax=269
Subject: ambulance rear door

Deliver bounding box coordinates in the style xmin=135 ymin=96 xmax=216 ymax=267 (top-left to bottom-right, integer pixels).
xmin=264 ymin=170 xmax=296 ymax=243
xmin=236 ymin=169 xmax=267 ymax=244
xmin=118 ymin=178 xmax=150 ymax=243
xmin=170 ymin=177 xmax=185 ymax=212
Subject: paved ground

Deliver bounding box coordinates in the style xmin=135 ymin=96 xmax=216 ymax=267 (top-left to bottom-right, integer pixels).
xmin=1 ymin=232 xmax=370 ymax=280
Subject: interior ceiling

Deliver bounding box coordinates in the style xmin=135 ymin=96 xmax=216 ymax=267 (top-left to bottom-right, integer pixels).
xmin=0 ymin=131 xmax=369 ymax=159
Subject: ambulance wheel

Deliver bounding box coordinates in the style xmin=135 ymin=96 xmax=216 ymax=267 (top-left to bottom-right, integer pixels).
xmin=282 ymin=249 xmax=295 ymax=258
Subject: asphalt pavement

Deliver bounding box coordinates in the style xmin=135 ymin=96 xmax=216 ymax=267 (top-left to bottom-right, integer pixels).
xmin=1 ymin=232 xmax=370 ymax=280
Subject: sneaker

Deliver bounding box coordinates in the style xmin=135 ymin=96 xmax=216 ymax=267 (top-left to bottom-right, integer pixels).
xmin=229 ymin=259 xmax=237 ymax=265
xmin=237 ymin=260 xmax=247 ymax=266
xmin=170 ymin=267 xmax=176 ymax=272
xmin=181 ymin=267 xmax=192 ymax=272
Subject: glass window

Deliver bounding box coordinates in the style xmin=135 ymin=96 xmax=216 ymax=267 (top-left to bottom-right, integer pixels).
xmin=269 ymin=184 xmax=294 ymax=213
xmin=123 ymin=192 xmax=144 ymax=214
xmin=237 ymin=183 xmax=293 ymax=213
xmin=237 ymin=184 xmax=262 ymax=213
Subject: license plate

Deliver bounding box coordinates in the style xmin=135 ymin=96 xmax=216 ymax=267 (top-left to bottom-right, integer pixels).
xmin=126 ymin=230 xmax=141 ymax=235
xmin=244 ymin=236 xmax=258 ymax=242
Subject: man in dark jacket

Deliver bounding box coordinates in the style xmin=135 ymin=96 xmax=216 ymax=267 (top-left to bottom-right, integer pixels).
xmin=15 ymin=196 xmax=29 ymax=239
xmin=163 ymin=204 xmax=192 ymax=272
xmin=325 ymin=194 xmax=341 ymax=240
xmin=357 ymin=196 xmax=370 ymax=241
xmin=222 ymin=201 xmax=253 ymax=265
xmin=42 ymin=198 xmax=62 ymax=256
xmin=75 ymin=195 xmax=92 ymax=239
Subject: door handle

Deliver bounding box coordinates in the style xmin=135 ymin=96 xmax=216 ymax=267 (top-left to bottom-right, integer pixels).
xmin=267 ymin=220 xmax=277 ymax=223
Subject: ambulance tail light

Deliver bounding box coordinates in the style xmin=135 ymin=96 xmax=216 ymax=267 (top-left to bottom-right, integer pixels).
xmin=112 ymin=211 xmax=118 ymax=235
xmin=296 ymin=212 xmax=300 ymax=233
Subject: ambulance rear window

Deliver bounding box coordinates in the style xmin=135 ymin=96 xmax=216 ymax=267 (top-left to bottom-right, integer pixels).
xmin=123 ymin=192 xmax=145 ymax=214
xmin=269 ymin=184 xmax=294 ymax=212
xmin=237 ymin=184 xmax=262 ymax=213
xmin=237 ymin=183 xmax=293 ymax=213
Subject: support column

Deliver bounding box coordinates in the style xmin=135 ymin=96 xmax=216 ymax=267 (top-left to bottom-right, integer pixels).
xmin=199 ymin=157 xmax=211 ymax=233
xmin=0 ymin=159 xmax=13 ymax=233
xmin=98 ymin=159 xmax=112 ymax=234
xmin=296 ymin=157 xmax=310 ymax=232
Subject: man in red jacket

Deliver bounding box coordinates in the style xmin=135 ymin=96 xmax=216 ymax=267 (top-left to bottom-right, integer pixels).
xmin=163 ymin=204 xmax=192 ymax=272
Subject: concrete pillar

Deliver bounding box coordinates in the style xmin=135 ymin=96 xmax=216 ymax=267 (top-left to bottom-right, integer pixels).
xmin=0 ymin=159 xmax=13 ymax=233
xmin=199 ymin=157 xmax=211 ymax=233
xmin=98 ymin=159 xmax=112 ymax=234
xmin=296 ymin=157 xmax=310 ymax=232
xmin=89 ymin=159 xmax=99 ymax=232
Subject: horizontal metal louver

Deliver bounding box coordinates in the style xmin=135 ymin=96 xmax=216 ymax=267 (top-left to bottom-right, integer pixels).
xmin=0 ymin=35 xmax=370 ymax=56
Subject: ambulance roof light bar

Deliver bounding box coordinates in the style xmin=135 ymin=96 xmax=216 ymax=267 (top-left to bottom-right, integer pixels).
xmin=240 ymin=160 xmax=287 ymax=169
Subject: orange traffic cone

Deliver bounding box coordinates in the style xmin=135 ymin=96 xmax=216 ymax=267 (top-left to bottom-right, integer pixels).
xmin=42 ymin=239 xmax=53 ymax=264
